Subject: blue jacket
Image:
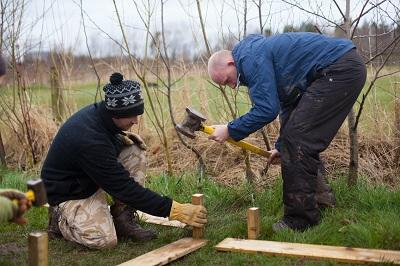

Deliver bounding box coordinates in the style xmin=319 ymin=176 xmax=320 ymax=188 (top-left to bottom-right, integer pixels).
xmin=228 ymin=33 xmax=354 ymax=148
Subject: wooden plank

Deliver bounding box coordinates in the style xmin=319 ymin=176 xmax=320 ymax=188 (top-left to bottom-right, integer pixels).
xmin=28 ymin=232 xmax=48 ymax=266
xmin=192 ymin=194 xmax=204 ymax=239
xmin=215 ymin=238 xmax=400 ymax=264
xmin=118 ymin=237 xmax=207 ymax=266
xmin=137 ymin=211 xmax=186 ymax=228
xmin=247 ymin=207 xmax=260 ymax=240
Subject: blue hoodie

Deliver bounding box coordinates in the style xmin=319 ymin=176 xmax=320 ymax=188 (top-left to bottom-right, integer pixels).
xmin=228 ymin=33 xmax=354 ymax=147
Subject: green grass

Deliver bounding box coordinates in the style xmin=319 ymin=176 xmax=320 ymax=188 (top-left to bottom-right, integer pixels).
xmin=1 ymin=169 xmax=400 ymax=265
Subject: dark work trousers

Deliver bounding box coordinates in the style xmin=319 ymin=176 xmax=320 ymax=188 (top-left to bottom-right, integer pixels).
xmin=279 ymin=49 xmax=367 ymax=231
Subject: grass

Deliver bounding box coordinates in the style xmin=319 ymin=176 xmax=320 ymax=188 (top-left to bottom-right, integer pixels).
xmin=1 ymin=169 xmax=400 ymax=265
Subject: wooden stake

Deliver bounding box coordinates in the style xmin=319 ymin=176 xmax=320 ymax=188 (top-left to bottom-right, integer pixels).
xmin=247 ymin=207 xmax=260 ymax=240
xmin=192 ymin=193 xmax=204 ymax=239
xmin=28 ymin=232 xmax=48 ymax=266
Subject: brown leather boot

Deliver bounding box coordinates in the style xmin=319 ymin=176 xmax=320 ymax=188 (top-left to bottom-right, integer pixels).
xmin=110 ymin=201 xmax=157 ymax=241
xmin=316 ymin=163 xmax=336 ymax=209
xmin=48 ymin=206 xmax=63 ymax=239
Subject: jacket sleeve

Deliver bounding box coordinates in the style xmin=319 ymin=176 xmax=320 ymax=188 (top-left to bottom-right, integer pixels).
xmin=78 ymin=142 xmax=172 ymax=217
xmin=228 ymin=52 xmax=280 ymax=141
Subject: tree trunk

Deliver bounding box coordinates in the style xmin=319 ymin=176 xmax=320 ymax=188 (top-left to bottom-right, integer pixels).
xmin=345 ymin=0 xmax=359 ymax=186
xmin=348 ymin=109 xmax=358 ymax=185
xmin=50 ymin=66 xmax=64 ymax=122
xmin=395 ymin=86 xmax=400 ymax=168
xmin=0 ymin=131 xmax=6 ymax=168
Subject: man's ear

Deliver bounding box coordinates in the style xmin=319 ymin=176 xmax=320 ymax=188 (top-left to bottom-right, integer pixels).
xmin=227 ymin=60 xmax=235 ymax=66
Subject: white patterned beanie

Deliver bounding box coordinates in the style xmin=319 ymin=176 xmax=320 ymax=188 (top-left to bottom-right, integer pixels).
xmin=103 ymin=72 xmax=144 ymax=118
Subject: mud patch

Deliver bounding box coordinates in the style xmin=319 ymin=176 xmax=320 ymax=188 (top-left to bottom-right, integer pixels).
xmin=0 ymin=242 xmax=26 ymax=256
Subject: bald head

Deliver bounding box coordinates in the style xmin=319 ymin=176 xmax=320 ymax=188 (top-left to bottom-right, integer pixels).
xmin=207 ymin=50 xmax=237 ymax=88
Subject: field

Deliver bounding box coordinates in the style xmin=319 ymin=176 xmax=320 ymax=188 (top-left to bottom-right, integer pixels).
xmin=0 ymin=70 xmax=399 ymax=265
xmin=7 ymin=69 xmax=399 ymax=135
xmin=1 ymin=170 xmax=400 ymax=265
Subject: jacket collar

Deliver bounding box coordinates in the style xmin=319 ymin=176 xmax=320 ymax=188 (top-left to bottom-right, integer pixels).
xmin=98 ymin=101 xmax=123 ymax=135
xmin=232 ymin=46 xmax=248 ymax=87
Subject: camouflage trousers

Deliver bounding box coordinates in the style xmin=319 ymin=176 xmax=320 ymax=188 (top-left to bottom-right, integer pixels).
xmin=57 ymin=144 xmax=146 ymax=249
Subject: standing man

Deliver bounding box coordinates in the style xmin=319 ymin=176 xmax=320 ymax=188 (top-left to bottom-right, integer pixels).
xmin=207 ymin=33 xmax=366 ymax=232
xmin=42 ymin=72 xmax=207 ymax=249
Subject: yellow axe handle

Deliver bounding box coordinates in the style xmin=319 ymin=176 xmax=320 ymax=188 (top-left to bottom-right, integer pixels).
xmin=201 ymin=125 xmax=271 ymax=158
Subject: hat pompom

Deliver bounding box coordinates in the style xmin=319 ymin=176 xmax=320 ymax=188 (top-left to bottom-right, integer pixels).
xmin=110 ymin=72 xmax=123 ymax=85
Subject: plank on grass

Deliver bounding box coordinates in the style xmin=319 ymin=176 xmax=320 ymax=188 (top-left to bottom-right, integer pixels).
xmin=118 ymin=238 xmax=207 ymax=266
xmin=137 ymin=211 xmax=186 ymax=228
xmin=215 ymin=238 xmax=400 ymax=264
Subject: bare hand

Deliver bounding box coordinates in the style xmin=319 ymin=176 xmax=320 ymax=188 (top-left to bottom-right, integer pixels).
xmin=208 ymin=125 xmax=229 ymax=143
xmin=267 ymin=149 xmax=280 ymax=164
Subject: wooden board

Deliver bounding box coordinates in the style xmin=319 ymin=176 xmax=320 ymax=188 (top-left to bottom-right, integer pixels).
xmin=118 ymin=237 xmax=207 ymax=266
xmin=137 ymin=211 xmax=186 ymax=228
xmin=215 ymin=238 xmax=400 ymax=264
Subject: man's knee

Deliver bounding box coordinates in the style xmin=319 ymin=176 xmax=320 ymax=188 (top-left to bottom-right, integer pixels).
xmin=80 ymin=230 xmax=118 ymax=249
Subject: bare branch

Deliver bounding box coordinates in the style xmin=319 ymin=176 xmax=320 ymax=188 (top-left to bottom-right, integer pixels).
xmin=196 ymin=0 xmax=212 ymax=56
xmin=79 ymin=0 xmax=101 ymax=103
xmin=350 ymin=0 xmax=370 ymax=40
xmin=364 ymin=34 xmax=400 ymax=65
xmin=354 ymin=36 xmax=400 ymax=130
xmin=281 ymin=0 xmax=345 ymax=32
xmin=332 ymin=0 xmax=346 ymax=21
xmin=351 ymin=0 xmax=387 ymax=26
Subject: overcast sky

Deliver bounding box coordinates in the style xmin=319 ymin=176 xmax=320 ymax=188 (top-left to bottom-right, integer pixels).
xmin=20 ymin=0 xmax=398 ymax=57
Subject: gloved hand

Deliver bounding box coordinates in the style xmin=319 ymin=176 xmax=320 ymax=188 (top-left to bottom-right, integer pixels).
xmin=119 ymin=131 xmax=147 ymax=150
xmin=0 ymin=189 xmax=30 ymax=225
xmin=169 ymin=201 xmax=207 ymax=227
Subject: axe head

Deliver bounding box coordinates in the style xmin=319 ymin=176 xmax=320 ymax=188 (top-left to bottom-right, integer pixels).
xmin=27 ymin=179 xmax=47 ymax=206
xmin=176 ymin=107 xmax=207 ymax=139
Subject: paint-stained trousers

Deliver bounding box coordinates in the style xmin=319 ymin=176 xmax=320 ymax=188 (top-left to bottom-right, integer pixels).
xmin=280 ymin=49 xmax=366 ymax=230
xmin=57 ymin=144 xmax=146 ymax=249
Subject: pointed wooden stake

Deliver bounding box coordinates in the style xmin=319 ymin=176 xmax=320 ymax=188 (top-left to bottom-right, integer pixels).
xmin=247 ymin=207 xmax=260 ymax=239
xmin=28 ymin=232 xmax=48 ymax=266
xmin=192 ymin=193 xmax=204 ymax=239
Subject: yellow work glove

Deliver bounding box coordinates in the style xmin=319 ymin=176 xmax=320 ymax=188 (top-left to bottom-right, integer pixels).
xmin=119 ymin=131 xmax=147 ymax=150
xmin=169 ymin=201 xmax=207 ymax=228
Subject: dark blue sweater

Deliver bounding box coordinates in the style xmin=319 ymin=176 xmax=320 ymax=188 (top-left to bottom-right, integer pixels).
xmin=41 ymin=102 xmax=172 ymax=217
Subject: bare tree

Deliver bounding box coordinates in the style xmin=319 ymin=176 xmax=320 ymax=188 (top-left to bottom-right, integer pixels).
xmin=196 ymin=0 xmax=258 ymax=183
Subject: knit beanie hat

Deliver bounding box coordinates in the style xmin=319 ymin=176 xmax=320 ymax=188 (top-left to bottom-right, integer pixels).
xmin=103 ymin=72 xmax=144 ymax=118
